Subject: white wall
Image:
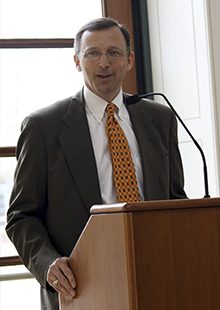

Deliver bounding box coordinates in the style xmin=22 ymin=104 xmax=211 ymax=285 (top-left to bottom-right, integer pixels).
xmin=205 ymin=0 xmax=220 ymax=194
xmin=146 ymin=0 xmax=219 ymax=198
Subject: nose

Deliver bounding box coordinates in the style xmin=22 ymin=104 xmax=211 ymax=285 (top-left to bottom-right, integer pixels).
xmin=98 ymin=53 xmax=110 ymax=69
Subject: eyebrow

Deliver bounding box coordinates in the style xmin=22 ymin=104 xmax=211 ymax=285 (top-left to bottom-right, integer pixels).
xmin=84 ymin=46 xmax=124 ymax=52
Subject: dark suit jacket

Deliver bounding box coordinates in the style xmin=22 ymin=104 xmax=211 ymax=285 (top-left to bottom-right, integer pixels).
xmin=6 ymin=88 xmax=186 ymax=309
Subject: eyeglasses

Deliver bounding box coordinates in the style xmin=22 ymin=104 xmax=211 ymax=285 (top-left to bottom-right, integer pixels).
xmin=77 ymin=49 xmax=129 ymax=61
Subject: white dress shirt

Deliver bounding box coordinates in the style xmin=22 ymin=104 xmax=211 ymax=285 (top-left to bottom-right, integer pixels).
xmin=84 ymin=86 xmax=144 ymax=204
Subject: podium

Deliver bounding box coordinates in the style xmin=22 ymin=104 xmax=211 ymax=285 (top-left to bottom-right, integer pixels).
xmin=60 ymin=198 xmax=220 ymax=310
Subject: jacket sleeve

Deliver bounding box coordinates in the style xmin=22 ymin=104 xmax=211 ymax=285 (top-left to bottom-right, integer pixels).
xmin=168 ymin=112 xmax=187 ymax=199
xmin=6 ymin=115 xmax=61 ymax=293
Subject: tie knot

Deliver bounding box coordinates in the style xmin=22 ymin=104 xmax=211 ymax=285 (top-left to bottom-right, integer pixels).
xmin=106 ymin=103 xmax=115 ymax=116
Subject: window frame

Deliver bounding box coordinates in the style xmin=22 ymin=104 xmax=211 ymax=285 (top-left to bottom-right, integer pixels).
xmin=0 ymin=0 xmax=138 ymax=269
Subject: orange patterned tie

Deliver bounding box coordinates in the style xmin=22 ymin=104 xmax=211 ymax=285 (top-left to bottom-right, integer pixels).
xmin=106 ymin=103 xmax=140 ymax=203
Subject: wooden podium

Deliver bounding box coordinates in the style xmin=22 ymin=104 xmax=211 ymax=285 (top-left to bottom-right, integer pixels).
xmin=60 ymin=198 xmax=220 ymax=310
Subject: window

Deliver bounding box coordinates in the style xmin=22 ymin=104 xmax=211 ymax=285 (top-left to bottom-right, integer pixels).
xmin=0 ymin=0 xmax=102 ymax=309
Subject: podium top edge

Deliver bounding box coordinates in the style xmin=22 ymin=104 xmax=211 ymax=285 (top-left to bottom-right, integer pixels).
xmin=90 ymin=197 xmax=220 ymax=214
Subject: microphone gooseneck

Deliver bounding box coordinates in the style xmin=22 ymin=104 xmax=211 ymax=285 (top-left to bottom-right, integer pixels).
xmin=126 ymin=92 xmax=210 ymax=198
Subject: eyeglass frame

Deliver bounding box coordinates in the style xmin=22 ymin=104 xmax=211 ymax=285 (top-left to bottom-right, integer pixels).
xmin=76 ymin=49 xmax=131 ymax=61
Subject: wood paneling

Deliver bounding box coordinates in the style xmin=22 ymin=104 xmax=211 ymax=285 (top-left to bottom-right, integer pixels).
xmin=60 ymin=198 xmax=220 ymax=310
xmin=60 ymin=213 xmax=138 ymax=310
xmin=102 ymin=0 xmax=137 ymax=94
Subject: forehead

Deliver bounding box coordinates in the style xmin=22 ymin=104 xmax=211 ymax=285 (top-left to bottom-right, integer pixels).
xmin=80 ymin=26 xmax=127 ymax=51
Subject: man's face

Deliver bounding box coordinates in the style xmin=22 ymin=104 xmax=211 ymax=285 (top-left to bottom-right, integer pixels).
xmin=74 ymin=26 xmax=134 ymax=102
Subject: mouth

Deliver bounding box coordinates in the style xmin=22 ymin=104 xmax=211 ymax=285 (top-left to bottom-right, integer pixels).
xmin=96 ymin=74 xmax=113 ymax=80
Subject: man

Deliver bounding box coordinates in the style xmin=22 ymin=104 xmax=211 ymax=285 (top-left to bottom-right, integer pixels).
xmin=6 ymin=17 xmax=187 ymax=309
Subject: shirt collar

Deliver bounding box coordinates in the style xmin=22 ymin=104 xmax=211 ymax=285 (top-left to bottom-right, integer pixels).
xmin=84 ymin=86 xmax=125 ymax=123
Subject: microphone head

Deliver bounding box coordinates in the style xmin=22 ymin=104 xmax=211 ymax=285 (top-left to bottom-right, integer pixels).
xmin=126 ymin=95 xmax=140 ymax=105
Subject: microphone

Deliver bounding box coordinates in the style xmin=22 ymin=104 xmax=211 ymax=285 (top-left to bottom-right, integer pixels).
xmin=126 ymin=92 xmax=210 ymax=198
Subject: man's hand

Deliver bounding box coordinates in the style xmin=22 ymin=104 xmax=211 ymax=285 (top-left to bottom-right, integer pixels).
xmin=47 ymin=257 xmax=76 ymax=299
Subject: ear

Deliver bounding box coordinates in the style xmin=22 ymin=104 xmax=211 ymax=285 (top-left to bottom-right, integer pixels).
xmin=126 ymin=51 xmax=135 ymax=72
xmin=74 ymin=54 xmax=82 ymax=72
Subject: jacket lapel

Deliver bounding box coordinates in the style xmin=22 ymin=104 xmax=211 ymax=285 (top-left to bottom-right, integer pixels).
xmin=59 ymin=90 xmax=102 ymax=212
xmin=58 ymin=90 xmax=163 ymax=206
xmin=126 ymin=99 xmax=162 ymax=201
